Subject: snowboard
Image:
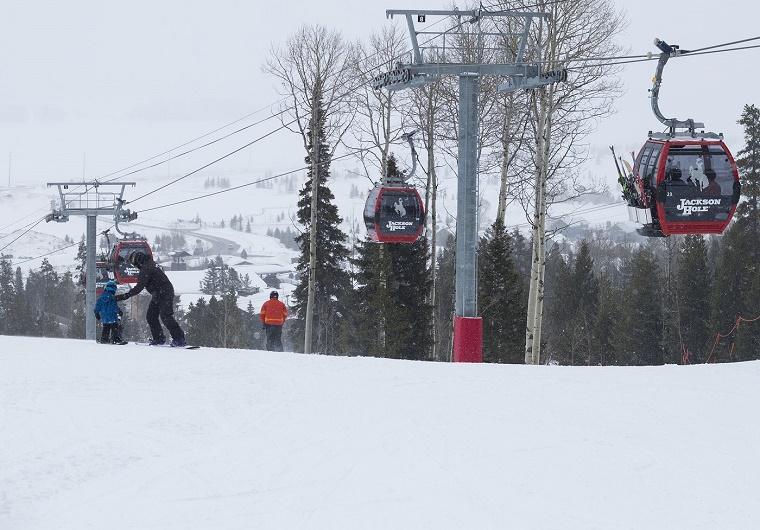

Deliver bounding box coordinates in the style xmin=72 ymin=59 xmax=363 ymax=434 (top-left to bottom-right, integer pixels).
xmin=133 ymin=342 xmax=200 ymax=349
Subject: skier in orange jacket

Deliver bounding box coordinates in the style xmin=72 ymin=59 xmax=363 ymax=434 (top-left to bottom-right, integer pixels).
xmin=259 ymin=291 xmax=287 ymax=351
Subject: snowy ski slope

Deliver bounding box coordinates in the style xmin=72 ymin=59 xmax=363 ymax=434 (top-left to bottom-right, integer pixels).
xmin=2 ymin=336 xmax=759 ymax=529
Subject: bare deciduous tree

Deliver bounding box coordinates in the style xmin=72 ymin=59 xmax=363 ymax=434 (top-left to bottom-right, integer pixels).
xmin=264 ymin=25 xmax=358 ymax=353
xmin=408 ymin=79 xmax=446 ymax=360
xmin=350 ymin=24 xmax=410 ymax=181
xmin=491 ymin=0 xmax=627 ymax=364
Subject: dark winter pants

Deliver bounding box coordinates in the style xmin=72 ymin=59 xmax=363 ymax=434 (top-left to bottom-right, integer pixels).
xmin=100 ymin=323 xmax=121 ymax=344
xmin=264 ymin=324 xmax=283 ymax=352
xmin=147 ymin=290 xmax=185 ymax=343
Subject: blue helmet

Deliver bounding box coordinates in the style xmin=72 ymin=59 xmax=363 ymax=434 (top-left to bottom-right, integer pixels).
xmin=105 ymin=280 xmax=117 ymax=292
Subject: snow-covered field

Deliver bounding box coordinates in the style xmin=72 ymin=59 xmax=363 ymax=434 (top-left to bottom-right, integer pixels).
xmin=0 ymin=163 xmax=630 ymax=272
xmin=2 ymin=335 xmax=758 ymax=529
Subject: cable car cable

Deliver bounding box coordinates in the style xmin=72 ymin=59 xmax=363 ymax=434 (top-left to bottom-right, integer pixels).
xmin=122 ymin=18 xmax=473 ymax=206
xmin=10 ymin=241 xmax=81 ymax=266
xmin=687 ymin=35 xmax=760 ymax=54
xmin=0 ymin=13 xmax=517 ymax=236
xmin=0 ymin=13 xmax=463 ymax=242
xmin=0 ymin=218 xmax=46 ymax=254
xmin=134 ymin=149 xmax=369 ymax=214
xmin=11 ymin=224 xmax=116 ymax=266
xmin=99 ymin=15 xmax=459 ymax=184
xmin=0 ymin=217 xmax=48 ymax=244
xmin=126 ymin=120 xmax=298 ymax=205
xmin=566 ymin=39 xmax=760 ymax=71
xmin=10 ymin=29 xmax=757 ymax=250
xmin=99 ymin=17 xmax=469 ymax=204
xmin=106 ymin=112 xmax=293 ymax=182
xmin=96 ymin=105 xmax=288 ymax=182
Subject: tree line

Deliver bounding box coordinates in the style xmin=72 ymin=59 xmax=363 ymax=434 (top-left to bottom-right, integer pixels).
xmin=2 ymin=200 xmax=760 ymax=363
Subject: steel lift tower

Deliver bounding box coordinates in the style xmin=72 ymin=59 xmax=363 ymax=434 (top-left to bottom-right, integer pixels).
xmin=46 ymin=181 xmax=136 ymax=341
xmin=373 ymin=7 xmax=565 ymax=362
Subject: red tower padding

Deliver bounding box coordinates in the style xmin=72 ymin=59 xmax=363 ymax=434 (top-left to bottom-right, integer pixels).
xmin=452 ymin=316 xmax=483 ymax=363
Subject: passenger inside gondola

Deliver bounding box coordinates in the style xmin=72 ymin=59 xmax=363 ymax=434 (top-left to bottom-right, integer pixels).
xmin=703 ymin=170 xmax=721 ymax=197
xmin=666 ymin=162 xmax=686 ymax=184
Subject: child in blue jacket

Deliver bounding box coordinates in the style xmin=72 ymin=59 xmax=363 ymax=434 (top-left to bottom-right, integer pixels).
xmin=94 ymin=280 xmax=124 ymax=344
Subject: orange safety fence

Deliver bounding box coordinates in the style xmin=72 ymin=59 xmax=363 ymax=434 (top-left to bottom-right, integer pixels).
xmin=704 ymin=313 xmax=760 ymax=363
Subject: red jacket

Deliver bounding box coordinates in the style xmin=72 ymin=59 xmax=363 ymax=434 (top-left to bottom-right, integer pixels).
xmin=260 ymin=298 xmax=287 ymax=326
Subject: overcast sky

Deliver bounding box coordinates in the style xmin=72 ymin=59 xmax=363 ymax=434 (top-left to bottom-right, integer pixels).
xmin=1 ymin=0 xmax=757 ymax=189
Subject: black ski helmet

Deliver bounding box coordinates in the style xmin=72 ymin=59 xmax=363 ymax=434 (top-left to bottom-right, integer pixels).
xmin=270 ymin=291 xmax=279 ymax=299
xmin=129 ymin=251 xmax=148 ymax=268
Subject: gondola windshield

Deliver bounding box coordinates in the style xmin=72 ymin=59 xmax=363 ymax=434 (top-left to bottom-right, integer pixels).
xmin=660 ymin=146 xmax=735 ymax=223
xmin=378 ymin=190 xmax=423 ymax=237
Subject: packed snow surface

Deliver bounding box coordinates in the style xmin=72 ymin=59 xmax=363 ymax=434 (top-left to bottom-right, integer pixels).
xmin=2 ymin=336 xmax=759 ymax=529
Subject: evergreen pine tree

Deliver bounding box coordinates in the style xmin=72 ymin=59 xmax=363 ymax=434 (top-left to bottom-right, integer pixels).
xmin=246 ymin=300 xmax=265 ymax=349
xmin=730 ymin=104 xmax=760 ymax=359
xmin=593 ymin=271 xmax=617 ymax=365
xmin=478 ymin=220 xmax=526 ymax=363
xmin=0 ymin=258 xmax=14 ymax=335
xmin=349 ymin=238 xmax=391 ymax=357
xmin=200 ymin=266 xmax=221 ymax=295
xmin=11 ymin=266 xmax=32 ymax=335
xmin=348 ymin=156 xmax=433 ymax=360
xmin=613 ymin=248 xmax=663 ymax=365
xmin=710 ymin=220 xmax=760 ymax=362
xmin=22 ymin=259 xmax=60 ymax=337
xmin=676 ymin=235 xmax=712 ymax=362
xmin=510 ymin=228 xmax=532 ymax=295
xmin=68 ymin=300 xmax=86 ymax=338
xmin=290 ymin=93 xmax=351 ymax=354
xmin=74 ymin=237 xmax=86 ymax=285
xmin=217 ymin=290 xmax=247 ymax=349
xmin=736 ymin=104 xmax=760 ymax=228
xmin=543 ymin=243 xmax=574 ymax=363
xmin=186 ymin=298 xmax=212 ymax=346
xmin=385 ymin=237 xmax=433 ymax=360
xmin=434 ymin=234 xmax=456 ymax=361
xmin=657 ymin=238 xmax=682 ymax=364
xmin=570 ymin=240 xmax=599 ymax=365
xmin=57 ymin=271 xmax=80 ymax=336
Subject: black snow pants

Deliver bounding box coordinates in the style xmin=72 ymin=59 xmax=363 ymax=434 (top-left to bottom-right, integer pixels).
xmin=264 ymin=324 xmax=283 ymax=352
xmin=100 ymin=323 xmax=122 ymax=344
xmin=146 ymin=289 xmax=185 ymax=343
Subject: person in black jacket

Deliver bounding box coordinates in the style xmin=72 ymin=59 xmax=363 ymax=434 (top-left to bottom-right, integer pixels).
xmin=115 ymin=252 xmax=186 ymax=346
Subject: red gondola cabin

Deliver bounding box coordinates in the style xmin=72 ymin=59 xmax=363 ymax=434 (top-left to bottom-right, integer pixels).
xmin=364 ymin=185 xmax=425 ymax=243
xmin=629 ymin=137 xmax=740 ymax=236
xmin=110 ymin=239 xmax=153 ymax=284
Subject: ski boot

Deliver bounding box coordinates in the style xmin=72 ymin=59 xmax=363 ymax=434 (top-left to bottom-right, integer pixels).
xmin=170 ymin=337 xmax=187 ymax=348
xmin=148 ymin=337 xmax=166 ymax=346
